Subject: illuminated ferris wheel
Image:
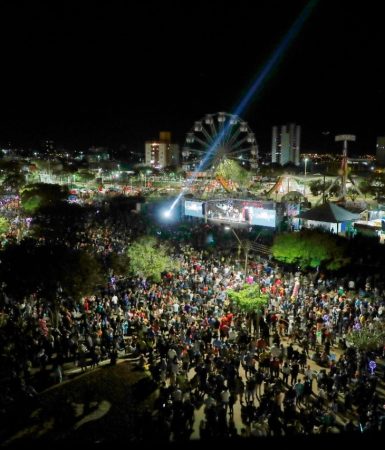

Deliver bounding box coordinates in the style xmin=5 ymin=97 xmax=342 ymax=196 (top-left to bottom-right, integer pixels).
xmin=182 ymin=112 xmax=259 ymax=172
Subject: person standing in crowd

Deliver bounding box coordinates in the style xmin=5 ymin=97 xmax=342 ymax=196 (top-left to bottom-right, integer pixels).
xmin=2 ymin=234 xmax=385 ymax=442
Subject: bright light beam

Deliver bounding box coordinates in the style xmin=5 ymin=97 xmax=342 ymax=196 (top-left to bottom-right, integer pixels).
xmin=233 ymin=0 xmax=319 ymax=119
xmin=168 ymin=0 xmax=319 ymax=214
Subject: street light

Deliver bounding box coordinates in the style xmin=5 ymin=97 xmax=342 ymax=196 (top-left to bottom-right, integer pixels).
xmin=224 ymin=226 xmax=250 ymax=279
xmin=304 ymin=158 xmax=309 ymax=196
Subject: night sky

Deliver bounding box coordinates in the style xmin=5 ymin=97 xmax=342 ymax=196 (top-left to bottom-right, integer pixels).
xmin=0 ymin=0 xmax=384 ymax=155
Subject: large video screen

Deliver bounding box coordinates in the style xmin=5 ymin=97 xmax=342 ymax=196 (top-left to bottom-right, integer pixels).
xmin=206 ymin=199 xmax=276 ymax=228
xmin=184 ymin=200 xmax=204 ymax=218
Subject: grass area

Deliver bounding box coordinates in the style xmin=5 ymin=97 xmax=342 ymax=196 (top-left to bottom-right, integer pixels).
xmin=3 ymin=361 xmax=158 ymax=445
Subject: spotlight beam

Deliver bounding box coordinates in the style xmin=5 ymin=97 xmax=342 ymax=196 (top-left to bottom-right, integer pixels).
xmin=233 ymin=0 xmax=319 ymax=118
xmin=168 ymin=0 xmax=318 ymax=215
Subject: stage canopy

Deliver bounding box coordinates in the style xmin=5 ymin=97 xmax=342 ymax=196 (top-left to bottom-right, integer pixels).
xmin=298 ymin=202 xmax=360 ymax=223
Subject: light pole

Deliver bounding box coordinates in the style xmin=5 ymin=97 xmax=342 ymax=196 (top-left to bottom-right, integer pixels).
xmin=225 ymin=226 xmax=250 ymax=279
xmin=304 ymin=157 xmax=309 ymax=196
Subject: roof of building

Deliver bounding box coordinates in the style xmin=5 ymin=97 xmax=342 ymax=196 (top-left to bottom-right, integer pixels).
xmin=298 ymin=202 xmax=360 ymax=223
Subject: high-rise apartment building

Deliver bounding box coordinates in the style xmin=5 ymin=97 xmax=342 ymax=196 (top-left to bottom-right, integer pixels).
xmin=271 ymin=123 xmax=301 ymax=166
xmin=145 ymin=131 xmax=179 ymax=168
xmin=376 ymin=136 xmax=385 ymax=166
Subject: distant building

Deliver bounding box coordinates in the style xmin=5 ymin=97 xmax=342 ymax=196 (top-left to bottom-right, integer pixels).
xmin=43 ymin=139 xmax=55 ymax=154
xmin=145 ymin=131 xmax=179 ymax=168
xmin=271 ymin=123 xmax=300 ymax=166
xmin=376 ymin=136 xmax=385 ymax=166
xmin=86 ymin=146 xmax=110 ymax=163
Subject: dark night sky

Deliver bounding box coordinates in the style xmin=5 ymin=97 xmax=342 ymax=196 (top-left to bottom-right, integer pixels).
xmin=0 ymin=0 xmax=384 ymax=155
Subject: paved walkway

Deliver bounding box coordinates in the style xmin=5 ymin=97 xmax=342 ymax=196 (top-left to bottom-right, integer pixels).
xmin=32 ymin=337 xmax=385 ymax=440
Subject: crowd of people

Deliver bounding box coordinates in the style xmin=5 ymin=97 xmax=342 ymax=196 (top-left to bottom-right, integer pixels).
xmin=1 ymin=223 xmax=385 ymax=442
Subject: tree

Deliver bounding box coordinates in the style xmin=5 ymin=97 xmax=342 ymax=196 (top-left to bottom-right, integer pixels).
xmin=347 ymin=187 xmax=358 ymax=202
xmin=31 ymin=202 xmax=91 ymax=242
xmin=106 ymin=253 xmax=131 ymax=277
xmin=0 ymin=217 xmax=10 ymax=237
xmin=135 ymin=165 xmax=154 ymax=175
xmin=272 ymin=230 xmax=350 ymax=270
xmin=364 ymin=172 xmax=385 ymax=200
xmin=227 ymin=283 xmax=269 ymax=337
xmin=264 ymin=163 xmax=285 ymax=176
xmin=32 ymin=159 xmax=62 ymax=173
xmin=227 ymin=283 xmax=269 ymax=313
xmin=282 ymin=162 xmax=300 ymax=175
xmin=346 ymin=322 xmax=385 ymax=352
xmin=74 ymin=170 xmax=96 ymax=183
xmin=215 ymin=159 xmax=252 ymax=190
xmin=358 ymin=179 xmax=372 ymax=199
xmin=127 ymin=236 xmax=179 ymax=282
xmin=309 ymin=179 xmax=326 ymax=197
xmin=325 ymin=181 xmax=341 ymax=200
xmin=309 ymin=179 xmax=341 ymax=199
xmin=0 ymin=240 xmax=104 ymax=302
xmin=1 ymin=172 xmax=27 ymax=194
xmin=21 ymin=183 xmax=68 ymax=214
xmin=62 ymin=250 xmax=104 ymax=300
xmin=107 ymin=195 xmax=142 ymax=218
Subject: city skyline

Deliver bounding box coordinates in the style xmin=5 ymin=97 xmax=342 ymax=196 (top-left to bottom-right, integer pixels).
xmin=0 ymin=1 xmax=384 ymax=154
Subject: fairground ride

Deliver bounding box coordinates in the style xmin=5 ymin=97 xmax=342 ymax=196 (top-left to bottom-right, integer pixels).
xmin=181 ymin=112 xmax=258 ymax=196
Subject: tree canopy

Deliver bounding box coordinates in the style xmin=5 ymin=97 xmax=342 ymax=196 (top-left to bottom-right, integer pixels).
xmin=272 ymin=230 xmax=350 ymax=270
xmin=0 ymin=172 xmax=27 ymax=194
xmin=21 ymin=183 xmax=68 ymax=214
xmin=31 ymin=202 xmax=92 ymax=242
xmin=0 ymin=240 xmax=104 ymax=302
xmin=346 ymin=322 xmax=385 ymax=352
xmin=227 ymin=284 xmax=269 ymax=313
xmin=308 ymin=179 xmax=340 ymax=198
xmin=359 ymin=172 xmax=385 ymax=200
xmin=74 ymin=170 xmax=96 ymax=183
xmin=0 ymin=217 xmax=11 ymax=237
xmin=126 ymin=236 xmax=179 ymax=282
xmin=106 ymin=253 xmax=131 ymax=277
xmin=215 ymin=159 xmax=252 ymax=189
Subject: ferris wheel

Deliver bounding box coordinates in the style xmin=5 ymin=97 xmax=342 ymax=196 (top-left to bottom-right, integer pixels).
xmin=182 ymin=112 xmax=259 ymax=172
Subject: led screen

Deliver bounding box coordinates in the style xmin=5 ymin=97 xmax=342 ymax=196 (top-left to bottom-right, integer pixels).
xmin=206 ymin=199 xmax=276 ymax=228
xmin=184 ymin=200 xmax=203 ymax=218
xmin=249 ymin=205 xmax=276 ymax=227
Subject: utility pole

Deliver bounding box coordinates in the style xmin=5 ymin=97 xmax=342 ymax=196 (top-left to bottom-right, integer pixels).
xmin=304 ymin=157 xmax=309 ymax=197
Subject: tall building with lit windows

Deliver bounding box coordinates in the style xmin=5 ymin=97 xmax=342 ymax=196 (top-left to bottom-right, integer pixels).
xmin=376 ymin=136 xmax=385 ymax=166
xmin=145 ymin=131 xmax=179 ymax=168
xmin=271 ymin=123 xmax=301 ymax=166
